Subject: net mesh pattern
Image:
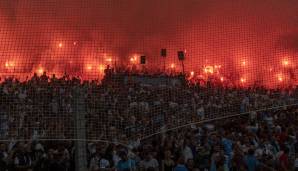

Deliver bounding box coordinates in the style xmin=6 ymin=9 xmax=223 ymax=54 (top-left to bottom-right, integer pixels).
xmin=0 ymin=0 xmax=298 ymax=144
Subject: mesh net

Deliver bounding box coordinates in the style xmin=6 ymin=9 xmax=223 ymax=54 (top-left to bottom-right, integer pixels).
xmin=0 ymin=0 xmax=298 ymax=144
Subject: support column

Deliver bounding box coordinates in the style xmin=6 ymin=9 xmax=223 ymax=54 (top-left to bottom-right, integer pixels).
xmin=72 ymin=87 xmax=87 ymax=171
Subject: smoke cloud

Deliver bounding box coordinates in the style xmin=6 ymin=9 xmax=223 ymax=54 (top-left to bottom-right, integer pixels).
xmin=0 ymin=0 xmax=298 ymax=86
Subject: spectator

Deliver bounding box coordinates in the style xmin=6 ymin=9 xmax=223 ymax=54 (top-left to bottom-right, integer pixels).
xmin=243 ymin=149 xmax=259 ymax=171
xmin=139 ymin=152 xmax=159 ymax=171
xmin=0 ymin=71 xmax=297 ymax=171
xmin=279 ymin=147 xmax=290 ymax=171
xmin=161 ymin=150 xmax=175 ymax=171
xmin=186 ymin=159 xmax=195 ymax=171
xmin=182 ymin=139 xmax=193 ymax=163
xmin=32 ymin=149 xmax=47 ymax=171
xmin=89 ymin=151 xmax=110 ymax=171
xmin=13 ymin=143 xmax=32 ymax=171
xmin=116 ymin=151 xmax=136 ymax=171
xmin=0 ymin=143 xmax=8 ymax=171
xmin=46 ymin=149 xmax=68 ymax=171
xmin=294 ymin=153 xmax=298 ymax=171
xmin=174 ymin=156 xmax=188 ymax=171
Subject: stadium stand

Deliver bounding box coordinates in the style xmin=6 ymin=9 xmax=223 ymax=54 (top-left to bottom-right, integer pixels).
xmin=0 ymin=0 xmax=298 ymax=171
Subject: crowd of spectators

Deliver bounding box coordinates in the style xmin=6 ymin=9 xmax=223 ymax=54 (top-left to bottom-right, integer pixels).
xmin=0 ymin=70 xmax=297 ymax=171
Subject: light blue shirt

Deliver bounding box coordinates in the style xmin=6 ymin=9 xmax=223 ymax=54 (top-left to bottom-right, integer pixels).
xmin=244 ymin=155 xmax=259 ymax=171
xmin=116 ymin=159 xmax=136 ymax=171
xmin=174 ymin=164 xmax=188 ymax=171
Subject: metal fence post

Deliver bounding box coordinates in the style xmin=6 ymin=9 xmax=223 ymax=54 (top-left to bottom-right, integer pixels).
xmin=72 ymin=86 xmax=88 ymax=171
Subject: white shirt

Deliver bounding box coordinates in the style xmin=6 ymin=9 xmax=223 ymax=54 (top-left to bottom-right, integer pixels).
xmin=99 ymin=159 xmax=110 ymax=168
xmin=113 ymin=153 xmax=121 ymax=166
xmin=89 ymin=157 xmax=110 ymax=170
xmin=197 ymin=107 xmax=205 ymax=118
xmin=18 ymin=91 xmax=27 ymax=100
xmin=264 ymin=116 xmax=273 ymax=127
xmin=3 ymin=86 xmax=9 ymax=95
xmin=242 ymin=96 xmax=249 ymax=106
xmin=130 ymin=102 xmax=138 ymax=108
xmin=183 ymin=146 xmax=194 ymax=162
xmin=295 ymin=158 xmax=298 ymax=168
xmin=51 ymin=99 xmax=58 ymax=114
xmin=169 ymin=102 xmax=178 ymax=108
xmin=249 ymin=111 xmax=257 ymax=120
xmin=140 ymin=158 xmax=159 ymax=170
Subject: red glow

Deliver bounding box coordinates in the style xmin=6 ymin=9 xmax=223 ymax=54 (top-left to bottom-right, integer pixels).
xmin=190 ymin=71 xmax=194 ymax=76
xmin=241 ymin=61 xmax=246 ymax=67
xmin=220 ymin=77 xmax=224 ymax=82
xmin=0 ymin=0 xmax=296 ymax=86
xmin=170 ymin=63 xmax=175 ymax=69
xmin=204 ymin=66 xmax=214 ymax=74
xmin=130 ymin=56 xmax=137 ymax=63
xmin=86 ymin=65 xmax=92 ymax=70
xmin=282 ymin=59 xmax=289 ymax=67
xmin=214 ymin=65 xmax=222 ymax=69
xmin=98 ymin=65 xmax=105 ymax=72
xmin=269 ymin=68 xmax=273 ymax=72
xmin=37 ymin=67 xmax=44 ymax=75
xmin=5 ymin=61 xmax=15 ymax=69
xmin=277 ymin=73 xmax=284 ymax=82
xmin=240 ymin=77 xmax=246 ymax=83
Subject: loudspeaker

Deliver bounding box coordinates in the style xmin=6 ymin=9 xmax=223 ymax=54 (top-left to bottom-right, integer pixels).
xmin=177 ymin=51 xmax=185 ymax=61
xmin=140 ymin=56 xmax=146 ymax=64
xmin=161 ymin=49 xmax=167 ymax=57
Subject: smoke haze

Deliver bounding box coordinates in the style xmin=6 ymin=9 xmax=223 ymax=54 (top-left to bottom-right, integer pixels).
xmin=0 ymin=0 xmax=298 ymax=86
